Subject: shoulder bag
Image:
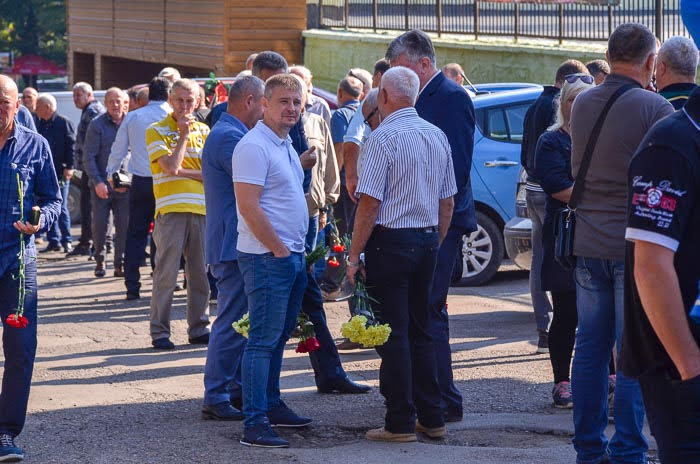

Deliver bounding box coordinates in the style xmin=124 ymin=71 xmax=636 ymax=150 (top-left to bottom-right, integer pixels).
xmin=554 ymin=83 xmax=638 ymax=270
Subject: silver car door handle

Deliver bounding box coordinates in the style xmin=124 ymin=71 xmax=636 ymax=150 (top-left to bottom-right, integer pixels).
xmin=484 ymin=160 xmax=519 ymax=167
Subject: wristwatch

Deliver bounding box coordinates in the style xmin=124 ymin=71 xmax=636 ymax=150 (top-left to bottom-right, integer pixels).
xmin=346 ymin=256 xmax=360 ymax=268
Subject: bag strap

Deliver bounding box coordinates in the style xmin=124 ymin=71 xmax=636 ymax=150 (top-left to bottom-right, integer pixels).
xmin=569 ymin=83 xmax=639 ymax=209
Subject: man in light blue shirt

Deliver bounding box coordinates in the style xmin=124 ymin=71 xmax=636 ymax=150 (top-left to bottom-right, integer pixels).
xmin=200 ymin=75 xmax=265 ymax=422
xmin=106 ymin=77 xmax=171 ymax=300
xmin=233 ymin=74 xmax=312 ymax=448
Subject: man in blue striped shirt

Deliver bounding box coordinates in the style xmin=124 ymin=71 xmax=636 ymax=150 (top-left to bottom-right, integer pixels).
xmin=347 ymin=66 xmax=457 ymax=443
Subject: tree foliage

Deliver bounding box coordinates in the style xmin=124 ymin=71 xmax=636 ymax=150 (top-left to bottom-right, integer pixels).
xmin=0 ymin=0 xmax=66 ymax=66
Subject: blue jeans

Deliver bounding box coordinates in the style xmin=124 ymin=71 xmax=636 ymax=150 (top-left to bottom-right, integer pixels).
xmin=124 ymin=175 xmax=155 ymax=295
xmin=572 ymin=257 xmax=647 ymax=464
xmin=427 ymin=224 xmax=466 ymax=416
xmin=639 ymin=369 xmax=700 ymax=463
xmin=46 ymin=182 xmax=72 ymax=246
xmin=0 ymin=259 xmax=37 ymax=437
xmin=238 ymin=251 xmax=307 ymax=427
xmin=203 ymin=261 xmax=247 ymax=406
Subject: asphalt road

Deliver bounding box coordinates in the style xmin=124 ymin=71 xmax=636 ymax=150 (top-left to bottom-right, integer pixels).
xmin=1 ymin=248 xmax=654 ymax=463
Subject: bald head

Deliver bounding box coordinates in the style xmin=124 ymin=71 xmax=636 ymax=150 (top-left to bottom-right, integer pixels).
xmin=0 ymin=74 xmax=20 ymax=133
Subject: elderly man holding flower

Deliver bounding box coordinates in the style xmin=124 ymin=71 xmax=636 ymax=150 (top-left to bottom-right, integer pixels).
xmin=346 ymin=66 xmax=457 ymax=443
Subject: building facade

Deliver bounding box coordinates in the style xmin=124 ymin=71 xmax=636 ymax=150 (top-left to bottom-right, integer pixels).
xmin=67 ymin=0 xmax=306 ymax=88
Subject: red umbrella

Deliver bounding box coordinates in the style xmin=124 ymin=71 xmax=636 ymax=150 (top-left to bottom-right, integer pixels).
xmin=12 ymin=55 xmax=66 ymax=75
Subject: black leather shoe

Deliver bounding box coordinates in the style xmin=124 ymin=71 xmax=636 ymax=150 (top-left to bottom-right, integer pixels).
xmin=230 ymin=396 xmax=243 ymax=412
xmin=66 ymin=244 xmax=91 ymax=257
xmin=126 ymin=291 xmax=140 ymax=301
xmin=152 ymin=338 xmax=175 ymax=350
xmin=444 ymin=410 xmax=463 ymax=423
xmin=202 ymin=402 xmax=244 ymax=421
xmin=40 ymin=243 xmax=62 ymax=253
xmin=94 ymin=262 xmax=106 ymax=278
xmin=188 ymin=333 xmax=210 ymax=345
xmin=317 ymin=377 xmax=371 ymax=394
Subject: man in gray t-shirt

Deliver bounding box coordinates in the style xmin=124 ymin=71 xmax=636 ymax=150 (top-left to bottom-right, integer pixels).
xmin=567 ymin=23 xmax=674 ymax=464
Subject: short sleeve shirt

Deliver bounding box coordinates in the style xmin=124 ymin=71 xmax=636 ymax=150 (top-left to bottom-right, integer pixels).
xmin=146 ymin=114 xmax=208 ymax=217
xmin=232 ymin=121 xmax=308 ymax=254
xmin=620 ymin=102 xmax=700 ymax=378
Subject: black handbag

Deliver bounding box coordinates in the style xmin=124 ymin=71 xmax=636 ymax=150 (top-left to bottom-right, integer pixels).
xmin=553 ymin=83 xmax=638 ymax=270
xmin=112 ymin=171 xmax=132 ymax=189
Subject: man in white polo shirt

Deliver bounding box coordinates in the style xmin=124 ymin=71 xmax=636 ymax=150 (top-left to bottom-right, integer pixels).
xmin=232 ymin=74 xmax=314 ymax=448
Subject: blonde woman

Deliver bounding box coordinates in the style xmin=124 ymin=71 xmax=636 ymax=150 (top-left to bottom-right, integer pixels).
xmin=534 ymin=74 xmax=594 ymax=408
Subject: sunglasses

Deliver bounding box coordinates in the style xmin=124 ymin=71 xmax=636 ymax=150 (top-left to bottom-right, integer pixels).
xmin=364 ymin=107 xmax=379 ymax=126
xmin=564 ymin=74 xmax=595 ymax=84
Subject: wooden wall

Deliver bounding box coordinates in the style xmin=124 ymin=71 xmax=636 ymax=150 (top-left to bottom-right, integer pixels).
xmin=223 ymin=0 xmax=307 ymax=73
xmin=67 ymin=0 xmax=307 ymax=85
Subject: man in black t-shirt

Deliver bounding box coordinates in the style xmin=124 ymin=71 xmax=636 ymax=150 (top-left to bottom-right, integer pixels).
xmin=621 ymin=87 xmax=700 ymax=463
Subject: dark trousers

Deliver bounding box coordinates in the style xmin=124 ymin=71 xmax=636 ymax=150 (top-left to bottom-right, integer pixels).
xmin=0 ymin=259 xmax=37 ymax=437
xmin=78 ymin=172 xmax=92 ymax=247
xmin=91 ymin=188 xmax=129 ymax=267
xmin=46 ymin=182 xmax=72 ymax=246
xmin=124 ymin=175 xmax=155 ymax=295
xmin=365 ymin=227 xmax=443 ymax=434
xmin=427 ymin=224 xmax=466 ymax=415
xmin=203 ymin=261 xmax=247 ymax=406
xmin=639 ymin=369 xmax=700 ymax=463
xmin=335 ymin=185 xmax=356 ymax=238
xmin=549 ymin=291 xmax=577 ymax=384
xmin=302 ymin=215 xmax=346 ymax=385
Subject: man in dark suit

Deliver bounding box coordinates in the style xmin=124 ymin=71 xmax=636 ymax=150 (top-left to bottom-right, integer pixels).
xmin=35 ymin=93 xmax=76 ymax=253
xmin=385 ymin=29 xmax=476 ymax=423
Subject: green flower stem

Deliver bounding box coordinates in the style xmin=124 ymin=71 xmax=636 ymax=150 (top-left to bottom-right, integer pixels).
xmin=15 ymin=173 xmax=26 ymax=317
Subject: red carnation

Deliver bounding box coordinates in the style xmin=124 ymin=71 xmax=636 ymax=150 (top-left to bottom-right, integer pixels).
xmin=332 ymin=244 xmax=345 ymax=253
xmin=295 ymin=340 xmax=309 ymax=353
xmin=328 ymin=257 xmax=340 ymax=268
xmin=6 ymin=314 xmax=28 ymax=329
xmin=304 ymin=337 xmax=321 ymax=352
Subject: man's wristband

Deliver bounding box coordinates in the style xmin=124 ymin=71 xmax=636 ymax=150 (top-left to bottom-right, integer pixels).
xmin=346 ymin=257 xmax=360 ymax=268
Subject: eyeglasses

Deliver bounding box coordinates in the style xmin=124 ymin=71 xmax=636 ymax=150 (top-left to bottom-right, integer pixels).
xmin=564 ymin=74 xmax=595 ymax=85
xmin=364 ymin=107 xmax=379 ymax=126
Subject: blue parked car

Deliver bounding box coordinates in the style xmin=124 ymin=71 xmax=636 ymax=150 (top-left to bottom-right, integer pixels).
xmin=452 ymin=84 xmax=542 ymax=286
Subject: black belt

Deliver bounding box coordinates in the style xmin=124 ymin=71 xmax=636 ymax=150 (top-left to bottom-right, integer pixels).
xmin=374 ymin=225 xmax=438 ymax=233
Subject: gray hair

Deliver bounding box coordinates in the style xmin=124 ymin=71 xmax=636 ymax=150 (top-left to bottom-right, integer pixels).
xmin=347 ymin=68 xmax=372 ymax=93
xmin=289 ymin=65 xmax=312 ymax=83
xmin=72 ymin=82 xmax=93 ymax=94
xmin=659 ymin=36 xmax=699 ymax=79
xmin=37 ymin=93 xmax=57 ymax=111
xmin=252 ymin=51 xmax=289 ymax=77
xmin=549 ymin=75 xmax=594 ymax=132
xmin=338 ymin=76 xmax=363 ymax=99
xmin=158 ymin=67 xmax=181 ymax=81
xmin=228 ymin=75 xmax=265 ymax=104
xmin=385 ymin=29 xmax=436 ymax=66
xmin=363 ymin=88 xmax=379 ymax=110
xmin=170 ymin=78 xmax=200 ymax=96
xmin=380 ymin=66 xmax=420 ymax=105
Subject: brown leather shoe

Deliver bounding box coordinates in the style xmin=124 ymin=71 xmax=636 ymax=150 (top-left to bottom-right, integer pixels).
xmin=365 ymin=427 xmax=416 ymax=443
xmin=415 ymin=421 xmax=446 ymax=438
xmin=336 ymin=338 xmax=363 ymax=351
xmin=114 ymin=264 xmax=125 ymax=278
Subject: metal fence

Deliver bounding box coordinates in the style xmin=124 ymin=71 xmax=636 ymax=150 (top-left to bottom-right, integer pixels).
xmin=312 ymin=0 xmax=688 ymax=42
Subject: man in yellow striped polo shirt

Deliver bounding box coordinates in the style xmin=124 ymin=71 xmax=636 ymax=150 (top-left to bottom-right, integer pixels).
xmin=146 ymin=78 xmax=211 ymax=350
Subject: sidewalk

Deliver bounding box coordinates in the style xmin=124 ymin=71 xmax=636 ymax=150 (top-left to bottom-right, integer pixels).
xmin=2 ymin=251 xmax=654 ymax=463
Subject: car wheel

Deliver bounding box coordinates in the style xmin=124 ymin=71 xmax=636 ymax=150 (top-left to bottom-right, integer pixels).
xmin=453 ymin=211 xmax=504 ymax=286
xmin=68 ymin=182 xmax=81 ymax=225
